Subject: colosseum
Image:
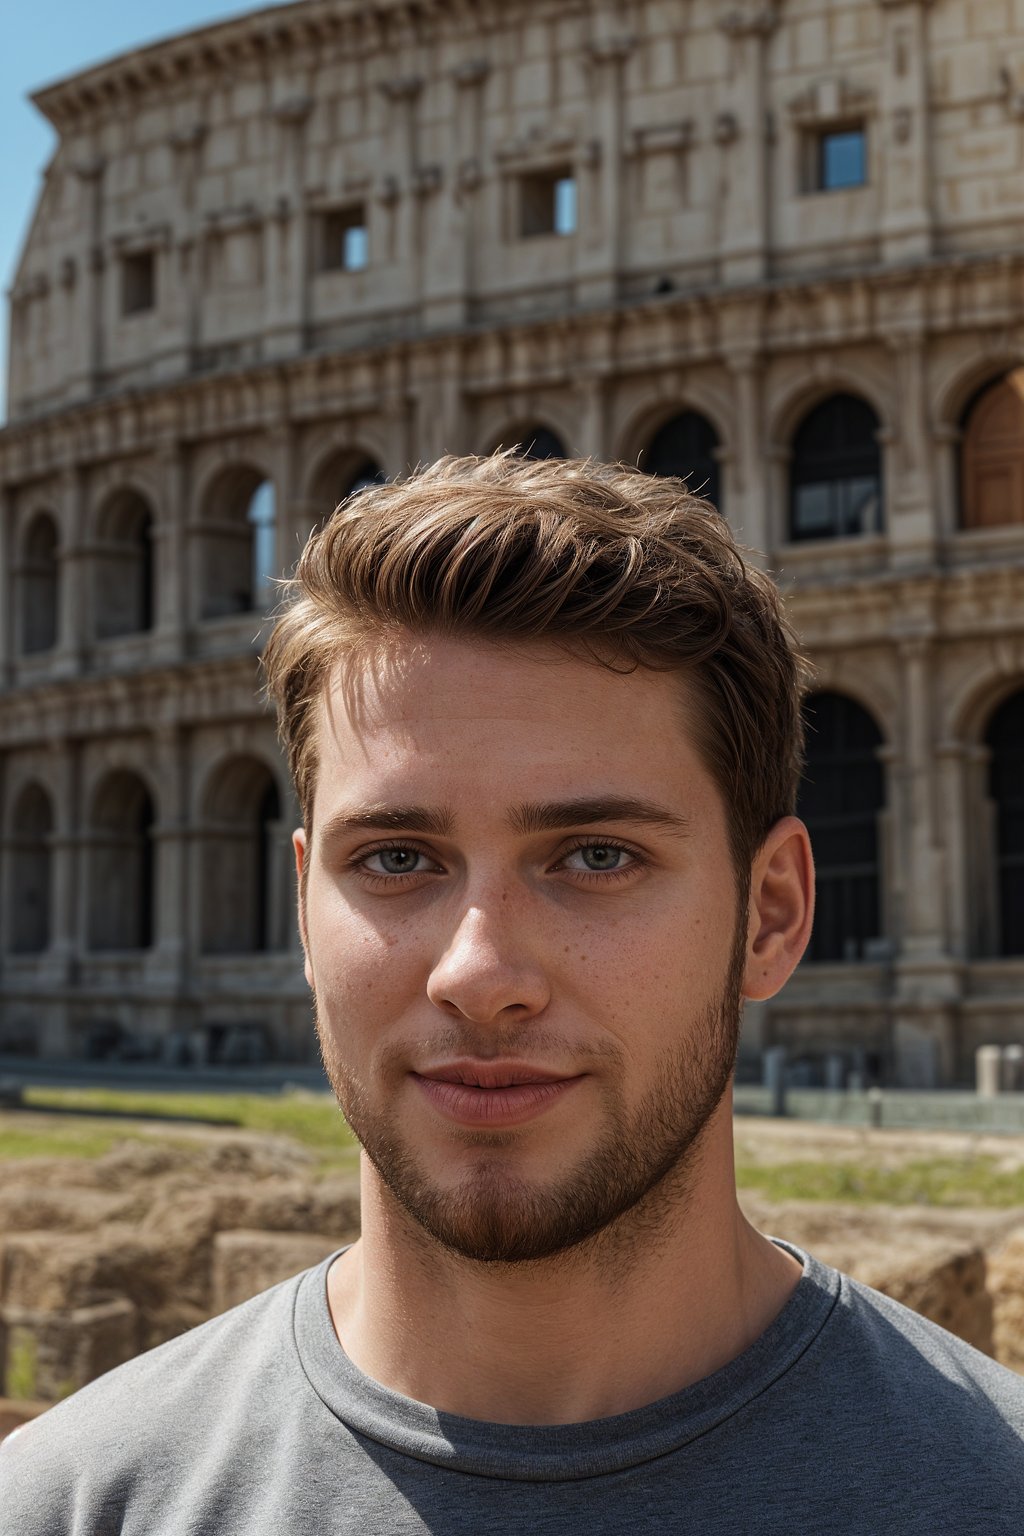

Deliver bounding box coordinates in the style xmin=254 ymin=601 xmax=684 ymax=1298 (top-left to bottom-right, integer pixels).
xmin=1 ymin=0 xmax=1023 ymax=1084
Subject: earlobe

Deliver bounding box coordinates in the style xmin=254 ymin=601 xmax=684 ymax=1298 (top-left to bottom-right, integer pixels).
xmin=292 ymin=828 xmax=314 ymax=989
xmin=742 ymin=816 xmax=815 ymax=1002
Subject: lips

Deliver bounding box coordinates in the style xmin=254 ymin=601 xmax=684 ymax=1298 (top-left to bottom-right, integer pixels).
xmin=412 ymin=1061 xmax=584 ymax=1127
xmin=416 ymin=1060 xmax=572 ymax=1090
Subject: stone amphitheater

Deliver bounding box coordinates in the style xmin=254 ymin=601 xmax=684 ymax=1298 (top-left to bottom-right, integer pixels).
xmin=2 ymin=0 xmax=1024 ymax=1088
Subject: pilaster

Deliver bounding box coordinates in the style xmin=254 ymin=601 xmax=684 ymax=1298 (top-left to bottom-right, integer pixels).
xmin=715 ymin=8 xmax=778 ymax=285
xmin=875 ymin=0 xmax=936 ymax=263
xmin=575 ymin=34 xmax=635 ymax=308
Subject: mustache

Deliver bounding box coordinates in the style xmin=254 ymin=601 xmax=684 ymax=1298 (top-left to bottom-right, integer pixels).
xmin=373 ymin=1024 xmax=626 ymax=1074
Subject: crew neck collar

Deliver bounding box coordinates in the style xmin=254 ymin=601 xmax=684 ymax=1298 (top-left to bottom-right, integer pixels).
xmin=292 ymin=1242 xmax=841 ymax=1482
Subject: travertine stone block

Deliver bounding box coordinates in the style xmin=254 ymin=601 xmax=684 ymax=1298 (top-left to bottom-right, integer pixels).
xmin=211 ymin=1230 xmax=340 ymax=1316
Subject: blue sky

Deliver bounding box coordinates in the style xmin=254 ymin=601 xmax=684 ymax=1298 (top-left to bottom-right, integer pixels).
xmin=0 ymin=1 xmax=297 ymax=419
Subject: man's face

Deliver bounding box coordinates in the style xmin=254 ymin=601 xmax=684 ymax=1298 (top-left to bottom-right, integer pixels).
xmin=296 ymin=636 xmax=750 ymax=1265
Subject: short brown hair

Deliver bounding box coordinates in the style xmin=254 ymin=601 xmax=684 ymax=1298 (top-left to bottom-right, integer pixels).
xmin=263 ymin=453 xmax=808 ymax=881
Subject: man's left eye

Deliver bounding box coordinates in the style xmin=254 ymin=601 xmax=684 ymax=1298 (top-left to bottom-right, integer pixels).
xmin=364 ymin=848 xmax=428 ymax=875
xmin=562 ymin=844 xmax=631 ymax=872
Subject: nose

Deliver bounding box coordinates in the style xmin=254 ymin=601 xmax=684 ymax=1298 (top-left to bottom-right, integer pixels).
xmin=426 ymin=896 xmax=551 ymax=1025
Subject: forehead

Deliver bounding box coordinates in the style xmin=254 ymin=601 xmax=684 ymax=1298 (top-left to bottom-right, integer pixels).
xmin=310 ymin=635 xmax=715 ymax=819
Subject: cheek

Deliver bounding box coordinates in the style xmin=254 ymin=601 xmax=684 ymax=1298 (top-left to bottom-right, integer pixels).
xmin=307 ymin=896 xmax=424 ymax=1013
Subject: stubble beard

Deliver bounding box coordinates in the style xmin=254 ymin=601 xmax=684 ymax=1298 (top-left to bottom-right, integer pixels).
xmin=316 ymin=919 xmax=747 ymax=1269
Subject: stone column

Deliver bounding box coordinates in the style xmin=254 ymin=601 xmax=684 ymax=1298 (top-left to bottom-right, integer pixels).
xmin=379 ymin=75 xmax=424 ymax=303
xmin=47 ymin=740 xmax=82 ymax=988
xmin=0 ymin=487 xmax=15 ymax=689
xmin=52 ymin=467 xmax=89 ymax=681
xmin=935 ymin=738 xmax=969 ymax=961
xmin=726 ymin=352 xmax=768 ymax=557
xmin=412 ymin=342 xmax=464 ymax=462
xmin=168 ymin=123 xmax=206 ymax=372
xmin=876 ymin=0 xmax=936 ymax=263
xmin=895 ymin=636 xmax=946 ymax=954
xmin=150 ymin=726 xmax=190 ymax=995
xmin=449 ymin=60 xmax=490 ymax=322
xmin=575 ymin=372 xmax=610 ymax=460
xmin=576 ymin=33 xmax=635 ymax=308
xmin=151 ymin=440 xmax=188 ymax=666
xmin=885 ymin=329 xmax=937 ymax=568
xmin=68 ymin=157 xmax=106 ymax=401
xmin=715 ymin=8 xmax=778 ymax=284
xmin=892 ymin=635 xmax=963 ymax=1083
xmin=265 ymin=97 xmax=313 ymax=361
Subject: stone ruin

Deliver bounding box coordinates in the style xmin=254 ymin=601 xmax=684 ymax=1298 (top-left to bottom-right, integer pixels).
xmin=2 ymin=1139 xmax=1024 ymax=1436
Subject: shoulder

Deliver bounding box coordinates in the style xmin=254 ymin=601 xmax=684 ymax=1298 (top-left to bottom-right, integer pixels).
xmin=810 ymin=1267 xmax=1024 ymax=1500
xmin=0 ymin=1268 xmax=307 ymax=1536
xmin=835 ymin=1269 xmax=1024 ymax=1421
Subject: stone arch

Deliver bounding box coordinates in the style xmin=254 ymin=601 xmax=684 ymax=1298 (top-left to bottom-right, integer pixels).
xmin=7 ymin=780 xmax=53 ymax=954
xmin=787 ymin=393 xmax=883 ymax=542
xmin=486 ymin=422 xmax=568 ymax=460
xmin=636 ymin=408 xmax=722 ymax=510
xmin=798 ymin=691 xmax=886 ymax=962
xmin=199 ymin=754 xmax=285 ymax=954
xmin=18 ymin=511 xmax=59 ymax=655
xmin=306 ymin=445 xmax=387 ymax=528
xmin=768 ymin=365 xmax=891 ymax=450
xmin=86 ymin=769 xmax=156 ymax=951
xmin=958 ymin=369 xmax=1024 ymax=531
xmin=984 ymin=687 xmax=1024 ymax=957
xmin=197 ymin=463 xmax=276 ymax=619
xmin=614 ymin=388 xmax=732 ymax=471
xmin=92 ymin=486 xmax=156 ymax=638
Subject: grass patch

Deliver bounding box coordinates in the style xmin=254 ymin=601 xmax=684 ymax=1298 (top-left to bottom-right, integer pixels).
xmin=3 ymin=1088 xmax=360 ymax=1171
xmin=737 ymin=1156 xmax=1024 ymax=1208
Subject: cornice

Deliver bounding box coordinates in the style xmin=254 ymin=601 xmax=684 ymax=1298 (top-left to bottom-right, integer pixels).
xmin=5 ymin=246 xmax=1024 ymax=465
xmin=29 ymin=0 xmax=583 ymax=134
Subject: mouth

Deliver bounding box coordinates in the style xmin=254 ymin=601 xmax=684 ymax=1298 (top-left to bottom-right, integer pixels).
xmin=411 ymin=1061 xmax=585 ymax=1127
xmin=414 ymin=1060 xmax=578 ymax=1089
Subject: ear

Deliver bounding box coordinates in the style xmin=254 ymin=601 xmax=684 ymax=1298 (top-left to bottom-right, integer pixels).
xmin=741 ymin=816 xmax=814 ymax=1001
xmin=293 ymin=828 xmax=314 ymax=990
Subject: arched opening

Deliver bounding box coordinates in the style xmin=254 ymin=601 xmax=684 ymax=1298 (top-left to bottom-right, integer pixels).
xmin=199 ymin=466 xmax=275 ymax=619
xmin=19 ymin=513 xmax=59 ymax=655
xmin=8 ymin=782 xmax=53 ymax=954
xmin=200 ymin=756 xmax=284 ymax=954
xmin=503 ymin=426 xmax=567 ymax=461
xmin=310 ymin=452 xmax=386 ymax=529
xmin=789 ymin=394 xmax=882 ymax=541
xmin=639 ymin=410 xmax=721 ymax=510
xmin=985 ymin=689 xmax=1024 ymax=957
xmin=94 ymin=490 xmax=156 ymax=638
xmin=798 ymin=692 xmax=885 ymax=962
xmin=87 ymin=771 xmax=156 ymax=951
xmin=959 ymin=369 xmax=1024 ymax=530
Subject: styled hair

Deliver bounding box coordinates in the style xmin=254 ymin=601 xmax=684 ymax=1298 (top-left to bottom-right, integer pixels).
xmin=263 ymin=452 xmax=809 ymax=880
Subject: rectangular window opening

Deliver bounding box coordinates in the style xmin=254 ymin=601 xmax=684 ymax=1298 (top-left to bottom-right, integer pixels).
xmin=319 ymin=207 xmax=369 ymax=272
xmin=122 ymin=251 xmax=156 ymax=316
xmin=811 ymin=126 xmax=867 ymax=193
xmin=520 ymin=168 xmax=577 ymax=238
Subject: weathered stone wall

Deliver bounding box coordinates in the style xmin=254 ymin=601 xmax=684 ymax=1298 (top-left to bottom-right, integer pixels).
xmin=2 ymin=1142 xmax=1023 ymax=1416
xmin=2 ymin=0 xmax=1024 ymax=1080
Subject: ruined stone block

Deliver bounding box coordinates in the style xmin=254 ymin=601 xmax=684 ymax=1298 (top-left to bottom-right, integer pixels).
xmin=212 ymin=1230 xmax=340 ymax=1316
xmin=2 ymin=1299 xmax=138 ymax=1402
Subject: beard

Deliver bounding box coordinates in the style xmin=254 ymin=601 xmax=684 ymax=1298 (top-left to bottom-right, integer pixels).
xmin=317 ymin=916 xmax=746 ymax=1268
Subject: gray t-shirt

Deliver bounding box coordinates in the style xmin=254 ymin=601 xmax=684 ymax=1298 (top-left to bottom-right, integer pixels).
xmin=2 ymin=1244 xmax=1023 ymax=1534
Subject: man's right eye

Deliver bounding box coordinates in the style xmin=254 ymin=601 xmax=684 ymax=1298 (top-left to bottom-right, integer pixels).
xmin=361 ymin=846 xmax=432 ymax=876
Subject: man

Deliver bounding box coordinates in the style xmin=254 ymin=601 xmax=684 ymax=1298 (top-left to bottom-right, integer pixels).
xmin=3 ymin=454 xmax=1022 ymax=1532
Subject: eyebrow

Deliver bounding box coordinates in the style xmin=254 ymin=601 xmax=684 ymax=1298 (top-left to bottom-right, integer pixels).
xmin=317 ymin=795 xmax=691 ymax=844
xmin=318 ymin=804 xmax=456 ymax=842
xmin=508 ymin=796 xmax=691 ymax=838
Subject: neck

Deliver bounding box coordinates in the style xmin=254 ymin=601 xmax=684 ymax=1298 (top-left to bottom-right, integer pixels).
xmin=326 ymin=1090 xmax=802 ymax=1425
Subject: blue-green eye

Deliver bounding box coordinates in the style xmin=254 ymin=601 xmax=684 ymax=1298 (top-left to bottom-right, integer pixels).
xmin=365 ymin=847 xmax=425 ymax=875
xmin=564 ymin=844 xmax=631 ymax=872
